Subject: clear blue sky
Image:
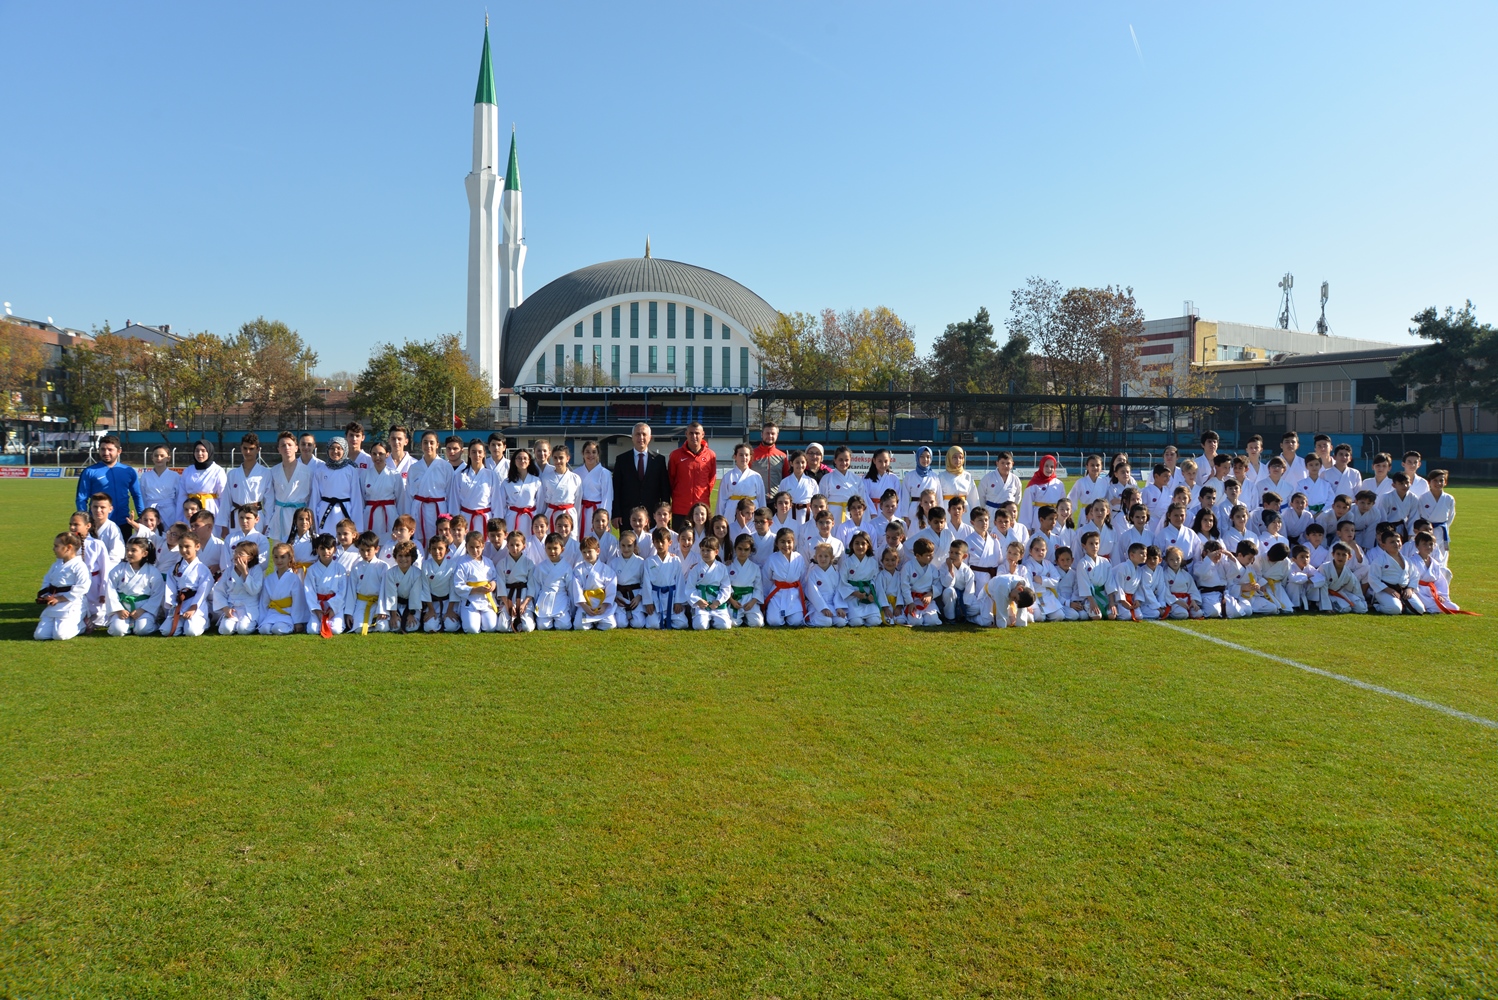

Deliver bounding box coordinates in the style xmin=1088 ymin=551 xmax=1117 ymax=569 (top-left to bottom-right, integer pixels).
xmin=4 ymin=2 xmax=1494 ymax=371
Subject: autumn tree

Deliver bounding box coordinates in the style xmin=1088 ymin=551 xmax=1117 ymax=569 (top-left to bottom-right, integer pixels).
xmin=349 ymin=334 xmax=492 ymax=432
xmin=0 ymin=320 xmax=47 ymax=419
xmin=236 ymin=317 xmax=321 ymax=427
xmin=751 ymin=311 xmax=839 ymax=390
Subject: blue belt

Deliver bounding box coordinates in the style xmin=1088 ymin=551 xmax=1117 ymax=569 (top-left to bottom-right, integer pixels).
xmin=653 ymin=585 xmax=677 ymax=628
xmin=276 ymin=499 xmax=304 ymax=509
xmin=1431 ymin=520 xmax=1448 ymax=543
xmin=985 ymin=500 xmax=1002 ymax=509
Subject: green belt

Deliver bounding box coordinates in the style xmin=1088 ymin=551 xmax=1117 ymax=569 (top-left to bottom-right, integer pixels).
xmin=695 ymin=584 xmax=720 ymax=603
xmin=849 ymin=579 xmax=874 ymax=597
xmin=120 ymin=594 xmax=142 ymax=611
xmin=731 ymin=585 xmax=755 ymax=601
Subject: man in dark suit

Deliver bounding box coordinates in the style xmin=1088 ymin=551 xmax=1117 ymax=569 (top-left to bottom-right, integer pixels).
xmin=611 ymin=422 xmax=672 ymax=529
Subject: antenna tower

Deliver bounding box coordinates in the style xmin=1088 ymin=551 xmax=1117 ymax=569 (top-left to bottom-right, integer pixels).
xmin=1276 ymin=272 xmax=1297 ymax=330
xmin=1315 ymin=281 xmax=1330 ymax=336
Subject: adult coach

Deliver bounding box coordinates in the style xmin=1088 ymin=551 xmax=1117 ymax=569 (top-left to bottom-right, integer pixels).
xmin=610 ymin=422 xmax=671 ymax=529
xmin=75 ymin=433 xmax=142 ymax=528
xmin=750 ymin=420 xmax=787 ymax=501
xmin=668 ymin=421 xmax=717 ymax=531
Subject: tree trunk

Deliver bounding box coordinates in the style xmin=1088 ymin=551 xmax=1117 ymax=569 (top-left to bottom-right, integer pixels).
xmin=1453 ymin=399 xmax=1465 ymax=459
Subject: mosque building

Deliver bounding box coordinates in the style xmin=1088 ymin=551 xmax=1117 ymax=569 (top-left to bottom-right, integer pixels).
xmin=464 ymin=23 xmax=777 ymax=405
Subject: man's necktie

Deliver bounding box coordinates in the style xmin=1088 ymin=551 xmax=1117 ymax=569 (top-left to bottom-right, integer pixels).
xmin=638 ymin=452 xmax=645 ymax=480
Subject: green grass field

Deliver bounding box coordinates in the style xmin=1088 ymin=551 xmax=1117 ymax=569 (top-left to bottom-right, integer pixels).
xmin=3 ymin=480 xmax=1496 ymax=998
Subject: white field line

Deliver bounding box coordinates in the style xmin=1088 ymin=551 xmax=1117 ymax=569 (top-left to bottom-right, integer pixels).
xmin=1152 ymin=620 xmax=1498 ymax=731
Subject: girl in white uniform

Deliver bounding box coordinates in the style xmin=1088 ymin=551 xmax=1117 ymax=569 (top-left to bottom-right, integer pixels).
xmin=495 ymin=531 xmax=537 ymax=633
xmin=213 ymin=540 xmax=265 ymax=634
xmin=258 ymin=543 xmax=308 ymax=634
xmin=531 ymin=535 xmax=576 ymax=631
xmin=861 ymin=449 xmax=901 ymax=514
xmin=449 ymin=441 xmax=498 ymax=530
xmin=304 ymin=535 xmax=351 ymax=637
xmin=502 ymin=449 xmax=544 ymax=538
xmin=452 ymin=530 xmax=500 ymax=633
xmin=764 ymin=529 xmax=808 ymax=627
xmin=611 ymin=531 xmax=647 ymax=629
xmin=839 ymin=531 xmax=883 ymax=627
xmin=311 ymin=437 xmax=364 ymax=535
xmin=35 ymin=532 xmax=91 ymax=641
xmin=900 ymin=447 xmax=943 ymax=521
xmin=577 ymin=440 xmax=615 ymax=530
xmin=361 ymin=443 xmax=404 ymax=542
xmin=406 ymin=433 xmax=455 ymax=548
xmin=683 ymin=537 xmax=734 ymax=630
xmin=544 ymin=447 xmax=583 ymax=527
xmin=718 ymin=443 xmax=768 ymax=522
xmin=161 ymin=536 xmax=215 ymax=637
xmin=140 ymin=445 xmax=183 ymax=526
xmin=803 ymin=543 xmax=847 ymax=627
xmin=937 ymin=446 xmax=982 ymax=515
xmin=176 ymin=441 xmax=228 ymax=535
xmin=105 ymin=537 xmax=163 ymax=637
xmin=725 ymin=534 xmax=764 ymax=627
xmin=421 ymin=537 xmax=461 ymax=632
xmin=818 ymin=446 xmax=862 ymax=524
xmin=1019 ymin=455 xmax=1066 ymax=533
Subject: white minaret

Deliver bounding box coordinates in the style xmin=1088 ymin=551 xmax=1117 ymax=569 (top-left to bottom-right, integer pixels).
xmin=465 ymin=20 xmax=501 ymax=396
xmin=499 ymin=128 xmax=525 ymax=361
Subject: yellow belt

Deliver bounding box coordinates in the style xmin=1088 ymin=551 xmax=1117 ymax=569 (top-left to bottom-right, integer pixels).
xmin=582 ymin=586 xmax=607 ymax=614
xmin=267 ymin=595 xmax=294 ymax=613
xmin=293 ymin=560 xmax=312 ymax=574
xmin=356 ymin=592 xmax=380 ymax=634
xmin=469 ymin=583 xmax=498 ymax=613
xmin=187 ymin=492 xmax=217 ymax=506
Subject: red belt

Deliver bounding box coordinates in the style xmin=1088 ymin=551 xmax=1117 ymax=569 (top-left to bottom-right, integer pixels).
xmin=580 ymin=499 xmax=599 ymax=524
xmin=366 ymin=498 xmax=396 ymax=532
xmin=316 ymin=591 xmax=337 ymax=637
xmin=509 ymin=505 xmax=537 ymax=525
xmin=908 ymin=589 xmax=932 ymax=612
xmin=412 ymin=495 xmax=445 ymax=546
xmin=461 ymin=505 xmax=491 ymax=528
xmin=547 ymin=502 xmax=575 ymax=525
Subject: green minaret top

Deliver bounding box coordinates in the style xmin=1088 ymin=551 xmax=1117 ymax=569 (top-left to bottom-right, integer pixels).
xmin=474 ymin=22 xmax=496 ymax=106
xmin=504 ymin=129 xmax=520 ymax=191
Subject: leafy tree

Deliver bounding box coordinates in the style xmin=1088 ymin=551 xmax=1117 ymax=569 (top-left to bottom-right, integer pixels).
xmin=0 ymin=320 xmax=47 ymax=418
xmin=175 ymin=332 xmax=245 ymax=450
xmin=557 ymin=359 xmax=616 ymax=388
xmin=60 ymin=335 xmax=113 ymax=431
xmin=922 ymin=306 xmax=1034 ymax=394
xmin=751 ymin=311 xmax=838 ymax=390
xmin=236 ymin=317 xmax=321 ymax=427
xmin=349 ymin=334 xmax=491 ymax=433
xmin=827 ymin=307 xmax=919 ymax=392
xmin=1376 ymin=302 xmax=1497 ymax=458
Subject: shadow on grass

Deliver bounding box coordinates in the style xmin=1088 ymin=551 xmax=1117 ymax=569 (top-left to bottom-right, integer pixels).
xmin=0 ymin=601 xmax=46 ymax=642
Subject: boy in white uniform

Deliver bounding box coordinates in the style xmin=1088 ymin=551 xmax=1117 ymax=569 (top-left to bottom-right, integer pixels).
xmin=899 ymin=538 xmax=942 ymax=627
xmin=222 ymin=433 xmax=272 ymax=536
xmin=531 ymin=534 xmax=575 ymax=631
xmin=1074 ymin=530 xmax=1111 ymax=620
xmin=1415 ymin=470 xmax=1455 ymax=554
xmin=381 ymin=541 xmax=426 ymax=633
xmin=259 ymin=543 xmax=308 ymax=634
xmin=936 ymin=539 xmax=978 ymax=624
xmin=35 ymin=531 xmax=92 ymax=641
xmin=452 ymin=530 xmax=501 ymax=633
xmin=221 ymin=504 xmax=270 ymax=576
xmin=978 ymin=451 xmax=1022 ymax=515
xmin=1110 ymin=542 xmax=1151 ymax=621
xmin=984 ymin=571 xmax=1035 ymax=628
xmin=1191 ymin=539 xmax=1233 ymax=618
xmin=683 ymin=536 xmax=734 ymax=630
xmin=1320 ymin=543 xmax=1367 ymax=614
xmin=570 ymin=536 xmax=618 ymax=630
xmin=1376 ymin=473 xmax=1420 ymax=533
xmin=343 ymin=532 xmax=390 ymax=634
xmin=305 ymin=534 xmax=351 ymax=637
xmin=874 ymin=547 xmax=905 ymax=625
xmin=1367 ymin=528 xmax=1423 ymax=615
xmin=421 ymin=537 xmax=461 ymax=633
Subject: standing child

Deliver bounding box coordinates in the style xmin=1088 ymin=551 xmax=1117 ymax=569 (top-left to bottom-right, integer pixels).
xmin=571 ymin=536 xmax=618 ymax=630
xmin=107 ymin=537 xmax=164 ymax=637
xmin=1415 ymin=470 xmax=1455 ymax=555
xmin=161 ymin=535 xmax=215 ymax=637
xmin=258 ymin=543 xmax=307 ymax=634
xmin=1019 ymin=455 xmax=1065 ymax=532
xmin=718 ymin=443 xmax=768 ymax=521
xmin=501 ymin=449 xmax=543 ymax=537
xmin=544 ymin=446 xmax=583 ymax=528
xmin=35 ymin=532 xmax=91 ymax=641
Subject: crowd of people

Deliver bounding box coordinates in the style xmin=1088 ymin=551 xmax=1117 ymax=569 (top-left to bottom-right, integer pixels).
xmin=34 ymin=420 xmax=1467 ymax=640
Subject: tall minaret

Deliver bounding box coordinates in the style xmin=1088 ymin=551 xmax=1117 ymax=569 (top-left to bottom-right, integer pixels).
xmin=465 ymin=20 xmax=501 ymax=396
xmin=498 ymin=128 xmax=525 ymax=355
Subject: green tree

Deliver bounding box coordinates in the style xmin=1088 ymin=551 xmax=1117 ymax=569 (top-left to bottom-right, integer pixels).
xmin=0 ymin=320 xmax=47 ymax=419
xmin=1375 ymin=302 xmax=1496 ymax=459
xmin=236 ymin=317 xmax=321 ymax=427
xmin=175 ymin=332 xmax=245 ymax=451
xmin=922 ymin=306 xmax=1034 ymax=394
xmin=349 ymin=334 xmax=491 ymax=433
xmin=60 ymin=336 xmax=112 ymax=431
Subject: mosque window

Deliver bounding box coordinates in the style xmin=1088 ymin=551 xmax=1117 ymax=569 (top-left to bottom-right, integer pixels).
xmin=574 ymin=322 xmax=583 ymax=339
xmin=704 ymin=314 xmax=714 ymax=339
xmin=612 ymin=305 xmax=621 ymax=338
xmin=685 ymin=345 xmax=695 ymax=384
xmin=740 ymin=347 xmax=750 ymax=387
xmin=722 ymin=347 xmax=731 ymax=387
xmin=667 ymin=303 xmax=676 ymax=339
xmin=629 ymin=345 xmax=639 ymax=374
xmin=686 ymin=306 xmax=695 ymax=339
xmin=649 ymin=302 xmax=658 ymax=339
xmin=648 ymin=346 xmax=658 ymax=373
xmin=611 ymin=345 xmax=621 ymax=382
xmin=630 ymin=302 xmax=639 ymax=338
xmin=593 ymin=312 xmax=602 ymax=338
xmin=667 ymin=346 xmax=676 ymax=374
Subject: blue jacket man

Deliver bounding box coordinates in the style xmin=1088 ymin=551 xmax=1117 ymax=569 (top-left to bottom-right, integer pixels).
xmin=75 ymin=434 xmax=142 ymax=528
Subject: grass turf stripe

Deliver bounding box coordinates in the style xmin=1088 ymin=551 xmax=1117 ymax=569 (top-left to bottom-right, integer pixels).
xmin=1153 ymin=619 xmax=1498 ymax=730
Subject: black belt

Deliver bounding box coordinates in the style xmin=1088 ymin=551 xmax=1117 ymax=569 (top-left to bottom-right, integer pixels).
xmin=1200 ymin=585 xmax=1226 ymax=593
xmin=970 ymin=565 xmax=998 ymax=576
xmin=617 ymin=584 xmax=639 ymax=598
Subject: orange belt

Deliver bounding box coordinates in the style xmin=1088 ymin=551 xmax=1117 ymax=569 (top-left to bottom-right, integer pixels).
xmin=768 ymin=579 xmax=805 ymax=614
xmin=316 ymin=592 xmax=337 ymax=637
xmin=1419 ymin=580 xmax=1479 ymax=616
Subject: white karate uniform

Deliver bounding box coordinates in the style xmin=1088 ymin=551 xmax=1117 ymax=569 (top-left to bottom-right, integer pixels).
xmin=1413 ymin=555 xmax=1459 ymax=613
xmin=209 ymin=564 xmax=262 ymax=634
xmin=106 ymin=561 xmax=164 ymax=636
xmin=361 ymin=464 xmax=405 ymax=541
xmin=838 ymin=553 xmax=883 ymax=627
xmin=35 ymin=556 xmax=91 ymax=641
xmin=571 ymin=560 xmax=618 ymax=630
xmin=221 ymin=529 xmax=270 ymax=575
xmin=177 ymin=463 xmax=228 ymax=526
xmin=875 ymin=567 xmax=905 ymax=625
xmin=803 ymin=562 xmax=846 ymax=627
xmin=221 ymin=464 xmax=272 ymax=534
xmin=577 ymin=462 xmax=614 ymax=528
xmin=161 ymin=557 xmax=215 ymax=636
xmin=381 ymin=562 xmax=427 ymax=631
xmin=406 ymin=458 xmax=454 ymax=548
xmin=642 ymin=553 xmax=687 ymax=630
xmin=1320 ymin=562 xmax=1367 ymax=614
xmin=543 ymin=469 xmax=583 ymax=526
xmin=452 ymin=554 xmax=500 ymax=633
xmin=780 ymin=472 xmax=819 ymax=521
xmin=495 ymin=552 xmax=537 ymax=632
xmin=1110 ymin=560 xmax=1151 ymax=621
xmin=1067 ymin=475 xmax=1110 ymax=518
xmin=683 ymin=560 xmax=733 ymax=630
xmin=817 ymin=469 xmax=861 ymax=524
xmin=1191 ymin=554 xmax=1233 ymax=618
xmin=530 ymin=556 xmax=574 ymax=631
xmin=258 ymin=567 xmax=308 ymax=634
xmin=1158 ymin=566 xmax=1202 ymax=620
xmin=310 ymin=462 xmax=363 ymax=535
xmin=938 ymin=469 xmax=981 ymax=513
xmin=763 ymin=551 xmax=809 ymax=627
xmin=611 ymin=553 xmax=648 ymax=629
xmin=1075 ymin=553 xmax=1112 ymax=618
xmin=1415 ymin=491 xmax=1456 ymax=553
xmin=1367 ymin=548 xmax=1421 ymax=615
xmin=421 ymin=555 xmax=461 ymax=632
xmin=501 ymin=475 xmax=544 ymax=537
xmin=140 ymin=466 xmax=183 ymax=526
xmin=304 ymin=559 xmax=351 ymax=637
xmin=984 ymin=573 xmax=1030 ymax=628
xmin=936 ymin=559 xmax=979 ymax=624
xmin=899 ymin=467 xmax=942 ymax=521
xmin=977 ymin=468 xmax=1022 ymax=514
xmin=899 ymin=559 xmax=942 ymax=627
xmin=1021 ymin=556 xmax=1065 ymax=622
xmin=266 ymin=461 xmax=313 ymax=543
